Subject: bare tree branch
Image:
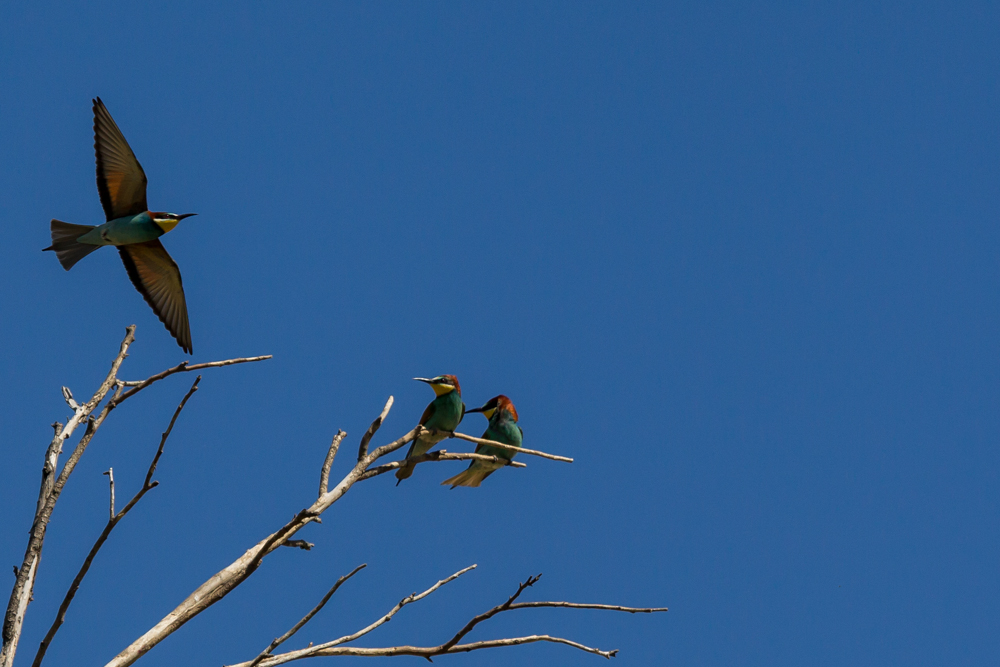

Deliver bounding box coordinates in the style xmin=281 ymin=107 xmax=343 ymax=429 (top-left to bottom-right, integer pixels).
xmin=103 ymin=469 xmax=115 ymax=520
xmin=359 ymin=449 xmax=526 ymax=481
xmin=30 ymin=377 xmax=201 ymax=667
xmin=357 ymin=397 xmax=392 ymax=461
xmin=506 ymin=601 xmax=669 ymax=613
xmin=229 ymin=565 xmax=478 ymax=667
xmin=6 ymin=329 xmax=663 ymax=667
xmin=435 ymin=572 xmax=543 ymax=654
xmin=104 ymin=412 xmax=421 ymax=667
xmin=3 ymin=324 xmax=271 ymax=667
xmin=247 ymin=564 xmax=367 ymax=667
xmin=280 ymin=540 xmax=314 ymax=551
xmin=447 ymin=431 xmax=574 ymax=463
xmin=228 ymin=569 xmax=666 ymax=667
xmin=115 ymin=355 xmax=271 ymax=405
xmin=2 ymin=325 xmax=136 ymax=667
xmin=266 ymin=635 xmax=617 ymax=660
xmin=33 ymin=424 xmax=63 ymax=522
xmin=318 ymin=430 xmax=346 ymax=497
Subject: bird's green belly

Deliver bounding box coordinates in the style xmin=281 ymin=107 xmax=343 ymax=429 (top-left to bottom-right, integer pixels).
xmin=480 ymin=420 xmax=522 ymax=461
xmin=77 ymin=214 xmax=162 ymax=246
xmin=426 ymin=394 xmax=464 ymax=432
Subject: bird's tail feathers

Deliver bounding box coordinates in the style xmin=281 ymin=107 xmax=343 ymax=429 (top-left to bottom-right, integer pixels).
xmin=395 ymin=462 xmax=415 ymax=484
xmin=44 ymin=220 xmax=99 ymax=270
xmin=441 ymin=466 xmax=494 ymax=488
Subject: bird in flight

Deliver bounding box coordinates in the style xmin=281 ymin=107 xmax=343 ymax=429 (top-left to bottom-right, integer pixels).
xmin=396 ymin=375 xmax=466 ymax=484
xmin=442 ymin=395 xmax=522 ymax=488
xmin=44 ymin=97 xmax=197 ymax=353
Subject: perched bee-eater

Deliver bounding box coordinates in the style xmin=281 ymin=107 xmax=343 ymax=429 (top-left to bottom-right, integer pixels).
xmin=442 ymin=395 xmax=522 ymax=488
xmin=396 ymin=375 xmax=465 ymax=484
xmin=44 ymin=98 xmax=197 ymax=353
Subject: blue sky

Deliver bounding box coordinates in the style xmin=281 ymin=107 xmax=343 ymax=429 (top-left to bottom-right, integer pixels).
xmin=2 ymin=2 xmax=999 ymax=665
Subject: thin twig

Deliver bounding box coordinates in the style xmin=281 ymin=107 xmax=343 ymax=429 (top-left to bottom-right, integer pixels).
xmin=262 ymin=635 xmax=618 ymax=660
xmin=507 ymin=601 xmax=669 ymax=613
xmin=275 ymin=565 xmax=478 ymax=666
xmin=116 ymin=355 xmax=271 ymax=405
xmin=436 ymin=573 xmax=543 ymax=653
xmin=359 ymin=449 xmax=527 ymax=481
xmin=3 ymin=326 xmax=136 ymax=667
xmin=4 ymin=326 xmax=266 ymax=667
xmin=280 ymin=540 xmax=314 ymax=551
xmin=447 ymin=431 xmax=574 ymax=463
xmin=106 ymin=417 xmax=435 ymax=667
xmin=318 ymin=430 xmax=346 ymax=497
xmin=102 ymin=469 xmax=115 ymax=520
xmin=247 ymin=564 xmax=366 ymax=667
xmin=228 ymin=568 xmax=666 ymax=667
xmin=357 ymin=397 xmax=393 ymax=461
xmin=144 ymin=377 xmax=201 ymax=489
xmin=30 ymin=377 xmax=201 ymax=667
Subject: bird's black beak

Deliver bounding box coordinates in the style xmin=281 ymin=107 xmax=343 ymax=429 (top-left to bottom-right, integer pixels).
xmin=177 ymin=213 xmax=197 ymax=221
xmin=413 ymin=377 xmax=434 ymax=384
xmin=466 ymin=406 xmax=486 ymax=413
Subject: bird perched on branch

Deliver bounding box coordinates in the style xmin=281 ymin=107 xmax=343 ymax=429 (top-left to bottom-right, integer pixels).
xmin=442 ymin=395 xmax=522 ymax=488
xmin=44 ymin=97 xmax=197 ymax=353
xmin=396 ymin=375 xmax=465 ymax=484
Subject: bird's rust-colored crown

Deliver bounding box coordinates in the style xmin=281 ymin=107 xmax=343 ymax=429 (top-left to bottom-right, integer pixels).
xmin=494 ymin=395 xmax=518 ymax=421
xmin=441 ymin=374 xmax=461 ymax=396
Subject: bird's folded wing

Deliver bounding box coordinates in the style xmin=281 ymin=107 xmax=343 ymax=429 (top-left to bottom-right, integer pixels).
xmin=94 ymin=97 xmax=148 ymax=221
xmin=118 ymin=240 xmax=192 ymax=353
xmin=419 ymin=401 xmax=437 ymax=426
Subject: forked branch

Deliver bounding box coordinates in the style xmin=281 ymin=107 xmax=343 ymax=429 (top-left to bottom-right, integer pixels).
xmin=227 ymin=568 xmax=667 ymax=666
xmin=115 ymin=356 xmax=272 ymax=405
xmin=105 ymin=399 xmax=579 ymax=667
xmin=103 ymin=403 xmax=421 ymax=667
xmin=1 ymin=325 xmax=269 ymax=667
xmin=31 ymin=377 xmax=202 ymax=667
xmin=247 ymin=564 xmax=367 ymax=667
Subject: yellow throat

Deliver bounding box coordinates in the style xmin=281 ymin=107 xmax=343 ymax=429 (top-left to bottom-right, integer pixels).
xmin=153 ymin=216 xmax=179 ymax=233
xmin=430 ymin=383 xmax=455 ymax=397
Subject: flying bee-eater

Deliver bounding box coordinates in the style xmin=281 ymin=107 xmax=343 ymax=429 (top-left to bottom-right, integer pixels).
xmin=44 ymin=97 xmax=197 ymax=353
xmin=395 ymin=375 xmax=465 ymax=484
xmin=442 ymin=395 xmax=522 ymax=489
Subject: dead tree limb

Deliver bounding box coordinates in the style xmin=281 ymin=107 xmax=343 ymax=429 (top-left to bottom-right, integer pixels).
xmin=103 ymin=469 xmax=115 ymax=520
xmin=103 ymin=400 xmax=420 ymax=667
xmin=357 ymin=397 xmax=393 ymax=461
xmin=0 ymin=326 xmax=269 ymax=667
xmin=1 ymin=326 xmax=136 ymax=667
xmin=318 ymin=430 xmax=346 ymax=497
xmin=30 ymin=376 xmax=202 ymax=667
xmin=105 ymin=403 xmax=579 ymax=667
xmin=247 ymin=564 xmax=367 ymax=667
xmin=447 ymin=431 xmax=574 ymax=463
xmin=358 ymin=449 xmax=527 ymax=481
xmin=226 ymin=569 xmax=667 ymax=667
xmin=6 ymin=332 xmax=658 ymax=667
xmin=114 ymin=356 xmax=271 ymax=405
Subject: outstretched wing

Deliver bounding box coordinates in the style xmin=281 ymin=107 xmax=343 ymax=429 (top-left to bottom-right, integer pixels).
xmin=94 ymin=97 xmax=148 ymax=221
xmin=118 ymin=240 xmax=192 ymax=353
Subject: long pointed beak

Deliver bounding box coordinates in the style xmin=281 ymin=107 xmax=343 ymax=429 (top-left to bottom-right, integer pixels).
xmin=177 ymin=213 xmax=197 ymax=221
xmin=413 ymin=377 xmax=434 ymax=384
xmin=466 ymin=406 xmax=485 ymax=413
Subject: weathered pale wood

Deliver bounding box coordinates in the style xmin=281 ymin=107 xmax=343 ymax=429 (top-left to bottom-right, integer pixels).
xmin=1 ymin=326 xmax=270 ymax=667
